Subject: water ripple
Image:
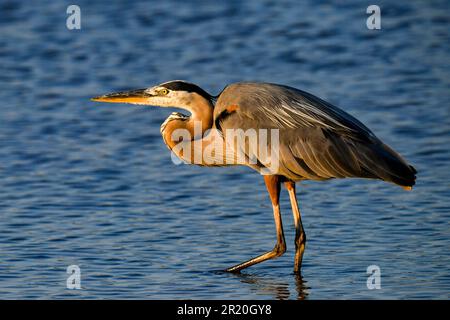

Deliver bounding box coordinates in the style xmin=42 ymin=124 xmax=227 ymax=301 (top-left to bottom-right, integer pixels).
xmin=0 ymin=0 xmax=448 ymax=299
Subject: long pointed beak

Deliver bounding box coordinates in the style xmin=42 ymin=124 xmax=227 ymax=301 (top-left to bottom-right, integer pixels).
xmin=91 ymin=89 xmax=153 ymax=104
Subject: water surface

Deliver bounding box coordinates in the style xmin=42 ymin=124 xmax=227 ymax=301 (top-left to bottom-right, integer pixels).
xmin=0 ymin=0 xmax=449 ymax=299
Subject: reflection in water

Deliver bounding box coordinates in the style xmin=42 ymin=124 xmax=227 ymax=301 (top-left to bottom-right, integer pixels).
xmin=294 ymin=274 xmax=309 ymax=300
xmin=230 ymin=272 xmax=310 ymax=300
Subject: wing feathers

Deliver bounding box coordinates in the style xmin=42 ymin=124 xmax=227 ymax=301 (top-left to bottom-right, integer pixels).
xmin=214 ymin=82 xmax=416 ymax=186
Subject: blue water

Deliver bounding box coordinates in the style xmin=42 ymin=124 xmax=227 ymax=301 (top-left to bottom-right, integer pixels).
xmin=0 ymin=0 xmax=449 ymax=299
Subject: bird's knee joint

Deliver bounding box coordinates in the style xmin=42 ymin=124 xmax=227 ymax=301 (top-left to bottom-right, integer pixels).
xmin=296 ymin=233 xmax=306 ymax=247
xmin=274 ymin=242 xmax=286 ymax=256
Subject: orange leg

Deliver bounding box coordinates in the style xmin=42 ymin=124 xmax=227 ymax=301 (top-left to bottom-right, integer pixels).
xmin=285 ymin=181 xmax=306 ymax=274
xmin=226 ymin=175 xmax=286 ymax=272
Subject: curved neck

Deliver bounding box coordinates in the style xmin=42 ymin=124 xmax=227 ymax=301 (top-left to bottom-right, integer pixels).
xmin=185 ymin=95 xmax=214 ymax=138
xmin=161 ymin=95 xmax=214 ymax=150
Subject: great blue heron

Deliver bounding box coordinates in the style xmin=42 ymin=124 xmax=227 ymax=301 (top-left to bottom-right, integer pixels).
xmin=92 ymin=80 xmax=416 ymax=274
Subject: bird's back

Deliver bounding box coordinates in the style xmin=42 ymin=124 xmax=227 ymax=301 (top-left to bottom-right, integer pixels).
xmin=214 ymin=82 xmax=416 ymax=188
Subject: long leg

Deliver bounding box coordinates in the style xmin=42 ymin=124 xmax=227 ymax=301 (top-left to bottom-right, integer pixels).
xmin=285 ymin=181 xmax=306 ymax=274
xmin=226 ymin=175 xmax=286 ymax=273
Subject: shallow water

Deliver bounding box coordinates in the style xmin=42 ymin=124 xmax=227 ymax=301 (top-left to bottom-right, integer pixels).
xmin=0 ymin=0 xmax=449 ymax=299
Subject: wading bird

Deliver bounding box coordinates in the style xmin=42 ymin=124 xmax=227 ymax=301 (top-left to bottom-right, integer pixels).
xmin=92 ymin=80 xmax=416 ymax=274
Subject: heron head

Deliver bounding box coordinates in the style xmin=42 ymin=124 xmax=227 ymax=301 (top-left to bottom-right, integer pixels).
xmin=91 ymin=80 xmax=212 ymax=108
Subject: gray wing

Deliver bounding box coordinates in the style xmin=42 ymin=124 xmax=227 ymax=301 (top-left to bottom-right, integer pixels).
xmin=214 ymin=82 xmax=416 ymax=186
xmin=214 ymin=82 xmax=375 ymax=140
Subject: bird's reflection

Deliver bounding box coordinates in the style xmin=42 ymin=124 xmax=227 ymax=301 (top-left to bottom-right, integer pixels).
xmin=293 ymin=273 xmax=309 ymax=300
xmin=226 ymin=271 xmax=310 ymax=300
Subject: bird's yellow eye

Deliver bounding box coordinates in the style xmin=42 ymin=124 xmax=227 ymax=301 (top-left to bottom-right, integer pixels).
xmin=159 ymin=89 xmax=169 ymax=95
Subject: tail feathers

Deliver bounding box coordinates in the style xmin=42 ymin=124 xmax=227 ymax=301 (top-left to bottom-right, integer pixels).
xmin=359 ymin=142 xmax=416 ymax=189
